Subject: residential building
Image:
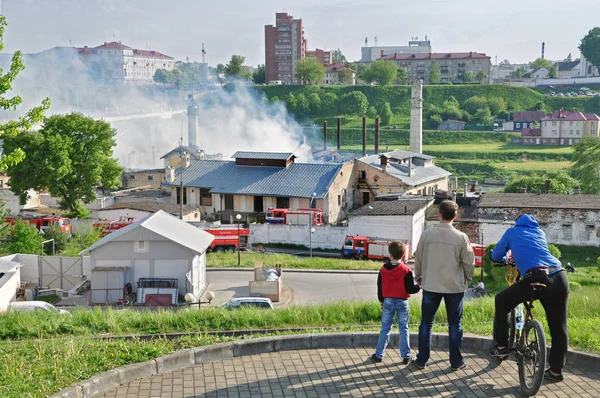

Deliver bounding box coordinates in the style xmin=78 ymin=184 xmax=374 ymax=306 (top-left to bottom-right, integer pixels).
xmin=438 ymin=120 xmax=466 ymax=131
xmin=354 ymin=150 xmax=451 ymax=206
xmin=360 ymin=39 xmax=432 ymax=63
xmin=539 ymin=108 xmax=600 ymax=145
xmin=265 ymin=13 xmax=306 ymax=84
xmin=511 ymin=111 xmax=546 ymax=131
xmin=163 ymin=152 xmax=355 ymax=224
xmin=579 ymin=54 xmax=600 ymax=77
xmin=324 ymin=63 xmax=356 ymax=85
xmin=82 ymin=210 xmax=213 ymax=304
xmin=478 ymin=193 xmax=600 ymax=247
xmin=306 ymin=48 xmax=331 ymax=67
xmin=379 ymin=52 xmax=491 ymax=84
xmin=521 ymin=128 xmax=542 ymax=145
xmin=78 ymin=41 xmax=175 ymax=85
xmin=556 ymin=61 xmax=582 ymax=79
xmin=531 ymin=67 xmax=550 ymax=79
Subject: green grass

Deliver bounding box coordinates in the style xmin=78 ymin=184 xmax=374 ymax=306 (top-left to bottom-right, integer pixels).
xmin=38 ymin=295 xmax=60 ymax=304
xmin=438 ymin=159 xmax=571 ymax=172
xmin=207 ymin=252 xmax=382 ymax=270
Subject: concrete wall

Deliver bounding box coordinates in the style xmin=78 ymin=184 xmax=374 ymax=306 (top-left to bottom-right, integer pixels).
xmin=0 ymin=189 xmax=40 ymax=215
xmin=0 ymin=269 xmax=20 ymax=311
xmin=324 ymin=161 xmax=354 ymax=223
xmin=250 ymin=224 xmax=348 ymax=249
xmin=348 ymin=215 xmax=413 ymax=241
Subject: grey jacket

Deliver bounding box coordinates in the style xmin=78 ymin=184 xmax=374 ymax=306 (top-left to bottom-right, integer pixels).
xmin=414 ymin=223 xmax=475 ymax=294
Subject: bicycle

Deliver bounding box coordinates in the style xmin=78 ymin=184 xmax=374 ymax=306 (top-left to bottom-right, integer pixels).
xmin=494 ymin=260 xmax=575 ymax=396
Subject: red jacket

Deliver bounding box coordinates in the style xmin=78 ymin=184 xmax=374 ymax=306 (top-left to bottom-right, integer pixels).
xmin=378 ymin=261 xmax=420 ymax=301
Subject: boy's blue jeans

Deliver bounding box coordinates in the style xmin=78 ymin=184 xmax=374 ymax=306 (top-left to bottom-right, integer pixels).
xmin=375 ymin=297 xmax=411 ymax=359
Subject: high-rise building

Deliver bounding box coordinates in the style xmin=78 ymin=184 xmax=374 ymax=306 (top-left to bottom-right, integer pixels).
xmin=265 ymin=13 xmax=306 ymax=84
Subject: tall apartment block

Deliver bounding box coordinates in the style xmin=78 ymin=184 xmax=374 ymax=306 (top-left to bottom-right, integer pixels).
xmin=265 ymin=13 xmax=306 ymax=84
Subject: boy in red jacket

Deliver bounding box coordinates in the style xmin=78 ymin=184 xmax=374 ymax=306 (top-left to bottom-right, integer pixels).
xmin=371 ymin=241 xmax=421 ymax=364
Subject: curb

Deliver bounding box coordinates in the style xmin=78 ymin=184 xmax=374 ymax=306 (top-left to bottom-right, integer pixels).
xmin=49 ymin=332 xmax=600 ymax=398
xmin=207 ymin=267 xmax=379 ymax=274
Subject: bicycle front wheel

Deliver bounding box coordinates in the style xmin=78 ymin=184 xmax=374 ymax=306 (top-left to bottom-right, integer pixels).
xmin=508 ymin=308 xmax=516 ymax=350
xmin=518 ymin=319 xmax=546 ymax=396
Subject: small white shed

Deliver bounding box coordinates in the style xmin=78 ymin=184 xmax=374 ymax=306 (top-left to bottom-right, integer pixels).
xmin=81 ymin=210 xmax=214 ymax=305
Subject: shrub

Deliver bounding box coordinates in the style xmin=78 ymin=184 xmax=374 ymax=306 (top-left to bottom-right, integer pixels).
xmin=569 ymin=281 xmax=582 ymax=292
xmin=549 ymin=244 xmax=562 ymax=259
xmin=366 ymin=106 xmax=378 ymax=119
xmin=597 ymin=256 xmax=600 ymax=271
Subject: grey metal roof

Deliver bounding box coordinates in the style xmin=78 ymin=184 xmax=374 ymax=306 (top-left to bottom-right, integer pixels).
xmin=358 ymin=154 xmax=451 ymax=187
xmin=104 ymin=201 xmax=199 ymax=217
xmin=167 ymin=160 xmax=343 ymax=199
xmin=232 ymin=151 xmax=294 ymax=160
xmin=160 ymin=145 xmax=197 ymax=160
xmin=351 ymin=197 xmax=434 ymax=217
xmin=478 ymin=193 xmax=600 ymax=210
xmin=81 ymin=210 xmax=214 ymax=255
xmin=380 ymin=150 xmax=436 ymax=161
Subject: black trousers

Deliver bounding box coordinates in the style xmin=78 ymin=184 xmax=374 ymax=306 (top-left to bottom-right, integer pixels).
xmin=493 ymin=270 xmax=570 ymax=373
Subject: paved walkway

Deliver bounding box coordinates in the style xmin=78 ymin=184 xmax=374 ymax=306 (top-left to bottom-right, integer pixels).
xmin=97 ymin=347 xmax=600 ymax=397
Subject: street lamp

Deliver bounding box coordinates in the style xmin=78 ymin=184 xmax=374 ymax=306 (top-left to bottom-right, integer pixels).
xmin=309 ymin=227 xmax=316 ymax=258
xmin=236 ymin=214 xmax=242 ymax=266
xmin=184 ymin=291 xmax=215 ymax=308
xmin=309 ymin=192 xmax=317 ymax=258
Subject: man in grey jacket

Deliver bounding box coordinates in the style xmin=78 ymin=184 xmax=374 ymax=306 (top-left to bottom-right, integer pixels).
xmin=412 ymin=200 xmax=475 ymax=371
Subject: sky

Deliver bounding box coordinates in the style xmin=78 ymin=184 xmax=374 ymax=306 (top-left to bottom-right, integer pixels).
xmin=1 ymin=0 xmax=599 ymax=66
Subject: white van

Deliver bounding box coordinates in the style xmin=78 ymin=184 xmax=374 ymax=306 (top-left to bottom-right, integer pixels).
xmin=8 ymin=301 xmax=71 ymax=315
xmin=222 ymin=297 xmax=274 ymax=310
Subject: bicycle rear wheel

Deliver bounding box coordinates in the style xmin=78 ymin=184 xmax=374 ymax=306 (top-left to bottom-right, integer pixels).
xmin=518 ymin=319 xmax=546 ymax=396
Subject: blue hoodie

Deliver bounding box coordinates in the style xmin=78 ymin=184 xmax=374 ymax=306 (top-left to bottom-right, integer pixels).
xmin=491 ymin=214 xmax=561 ymax=275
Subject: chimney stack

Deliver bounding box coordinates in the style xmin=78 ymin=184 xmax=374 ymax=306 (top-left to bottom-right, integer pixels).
xmin=374 ymin=117 xmax=380 ymax=154
xmin=410 ymin=79 xmax=423 ymax=154
xmin=408 ymin=157 xmax=413 ymax=177
xmin=187 ymin=95 xmax=198 ymax=148
xmin=362 ymin=116 xmax=367 ymax=157
xmin=323 ymin=121 xmax=328 ymax=150
xmin=381 ymin=156 xmax=388 ymax=173
xmin=337 ymin=117 xmax=342 ymax=151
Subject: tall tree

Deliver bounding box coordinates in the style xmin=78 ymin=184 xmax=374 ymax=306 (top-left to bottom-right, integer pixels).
xmin=380 ymin=102 xmax=393 ymax=125
xmin=579 ymin=27 xmax=600 ymax=72
xmin=3 ymin=113 xmax=123 ymax=218
xmin=252 ymin=64 xmax=266 ymax=84
xmin=530 ymin=58 xmax=552 ymax=69
xmin=429 ymin=60 xmax=441 ymax=84
xmin=549 ymin=65 xmax=558 ymax=78
xmin=475 ymin=71 xmax=488 ymax=83
xmin=42 ymin=223 xmax=68 ymax=254
xmin=0 ymin=16 xmax=50 ymax=172
xmin=462 ymin=70 xmax=476 ymax=83
xmin=337 ymin=68 xmax=354 ymax=85
xmin=295 ymin=58 xmax=326 ymax=85
xmin=224 ymin=55 xmax=249 ymax=79
xmin=395 ymin=67 xmax=408 ymax=84
xmin=361 ymin=60 xmax=397 ymax=86
xmin=320 ymin=92 xmax=338 ymax=114
xmin=331 ymin=48 xmax=347 ymax=64
xmin=339 ymin=91 xmax=369 ymax=116
xmin=571 ymin=136 xmax=600 ymax=194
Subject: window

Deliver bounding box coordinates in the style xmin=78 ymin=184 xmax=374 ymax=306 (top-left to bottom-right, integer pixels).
xmin=358 ymin=170 xmax=367 ymax=180
xmin=276 ymin=197 xmax=290 ymax=208
xmin=129 ymin=175 xmax=135 ymax=179
xmin=516 ymin=123 xmax=521 ymax=128
xmin=338 ymin=195 xmax=341 ymax=205
xmin=134 ymin=240 xmax=149 ymax=253
xmin=200 ymin=188 xmax=212 ymax=206
xmin=176 ymin=187 xmax=187 ymax=205
xmin=147 ymin=175 xmax=153 ymax=180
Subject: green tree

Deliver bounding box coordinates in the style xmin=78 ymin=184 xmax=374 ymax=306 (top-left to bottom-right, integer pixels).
xmin=549 ymin=65 xmax=558 ymax=78
xmin=42 ymin=223 xmax=68 ymax=254
xmin=428 ymin=114 xmax=443 ymax=128
xmin=530 ymin=58 xmax=552 ymax=69
xmin=284 ymin=92 xmax=297 ymax=112
xmin=337 ymin=68 xmax=354 ymax=85
xmin=395 ymin=67 xmax=408 ymax=84
xmin=332 ymin=48 xmax=347 ymax=64
xmin=0 ymin=16 xmax=50 ymax=171
xmin=153 ymin=69 xmax=174 ymax=84
xmin=579 ymin=27 xmax=600 ymax=72
xmin=463 ymin=96 xmax=488 ymax=114
xmin=429 ymin=60 xmax=441 ymax=84
xmin=7 ymin=220 xmax=43 ymax=255
xmin=366 ymin=106 xmax=378 ymax=119
xmin=487 ymin=97 xmax=507 ymax=115
xmin=252 ymin=64 xmax=266 ymax=84
xmin=441 ymin=96 xmax=463 ymax=120
xmin=474 ymin=107 xmax=493 ymax=125
xmin=62 ymin=227 xmax=103 ymax=257
xmin=510 ymin=67 xmax=528 ymax=78
xmin=533 ymin=101 xmax=545 ymax=111
xmin=4 ymin=113 xmax=123 ymax=218
xmin=571 ymin=136 xmax=600 ymax=194
xmin=224 ymin=55 xmax=249 ymax=79
xmin=361 ymin=60 xmax=397 ymax=86
xmin=380 ymin=102 xmax=393 ymax=125
xmin=475 ymin=71 xmax=488 ymax=82
xmin=462 ymin=70 xmax=476 ymax=83
xmin=339 ymin=91 xmax=369 ymax=116
xmin=295 ymin=93 xmax=309 ymax=114
xmin=504 ymin=172 xmax=579 ymax=194
xmin=295 ymin=58 xmax=326 ymax=85
xmin=320 ymin=92 xmax=338 ymax=114
xmin=565 ymin=53 xmax=573 ymax=62
xmin=307 ymin=93 xmax=321 ymax=114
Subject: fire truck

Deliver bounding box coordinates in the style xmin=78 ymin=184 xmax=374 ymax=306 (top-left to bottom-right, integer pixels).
xmin=6 ymin=215 xmax=72 ymax=234
xmin=204 ymin=226 xmax=250 ymax=253
xmin=93 ymin=218 xmax=137 ymax=236
xmin=342 ymin=235 xmax=411 ymax=262
xmin=265 ymin=208 xmax=324 ymax=226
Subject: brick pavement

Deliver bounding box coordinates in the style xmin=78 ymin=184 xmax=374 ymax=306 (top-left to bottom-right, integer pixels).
xmin=98 ymin=347 xmax=600 ymax=398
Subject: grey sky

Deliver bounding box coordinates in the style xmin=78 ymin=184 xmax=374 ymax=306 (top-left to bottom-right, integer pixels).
xmin=2 ymin=0 xmax=598 ymax=66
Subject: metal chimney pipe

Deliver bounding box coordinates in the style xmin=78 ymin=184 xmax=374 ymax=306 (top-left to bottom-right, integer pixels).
xmin=337 ymin=117 xmax=342 ymax=151
xmin=374 ymin=118 xmax=380 ymax=154
xmin=362 ymin=116 xmax=367 ymax=157
xmin=323 ymin=121 xmax=328 ymax=150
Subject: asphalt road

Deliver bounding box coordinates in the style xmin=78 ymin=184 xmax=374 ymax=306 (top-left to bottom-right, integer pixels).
xmin=206 ymin=270 xmax=381 ymax=306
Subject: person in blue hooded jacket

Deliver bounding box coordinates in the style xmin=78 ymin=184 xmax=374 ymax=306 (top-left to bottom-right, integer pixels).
xmin=489 ymin=214 xmax=569 ymax=382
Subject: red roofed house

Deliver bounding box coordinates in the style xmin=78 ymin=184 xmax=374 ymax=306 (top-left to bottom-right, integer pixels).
xmin=521 ymin=127 xmax=542 ymax=145
xmin=539 ymin=108 xmax=600 ymax=145
xmin=78 ymin=41 xmax=175 ymax=85
xmin=324 ymin=63 xmax=356 ymax=85
xmin=379 ymin=52 xmax=491 ymax=84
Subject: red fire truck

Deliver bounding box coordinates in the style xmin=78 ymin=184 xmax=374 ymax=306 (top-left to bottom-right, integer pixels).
xmin=265 ymin=208 xmax=324 ymax=226
xmin=6 ymin=215 xmax=72 ymax=234
xmin=342 ymin=235 xmax=411 ymax=262
xmin=93 ymin=218 xmax=137 ymax=236
xmin=204 ymin=226 xmax=250 ymax=253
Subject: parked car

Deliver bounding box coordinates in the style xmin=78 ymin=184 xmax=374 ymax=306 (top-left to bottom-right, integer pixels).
xmin=221 ymin=297 xmax=274 ymax=310
xmin=8 ymin=301 xmax=71 ymax=315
